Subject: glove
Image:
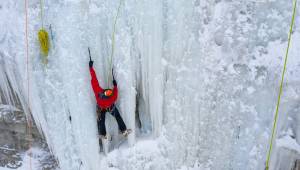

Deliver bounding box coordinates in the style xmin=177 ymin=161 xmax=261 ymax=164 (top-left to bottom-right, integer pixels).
xmin=113 ymin=79 xmax=117 ymax=86
xmin=89 ymin=60 xmax=94 ymax=68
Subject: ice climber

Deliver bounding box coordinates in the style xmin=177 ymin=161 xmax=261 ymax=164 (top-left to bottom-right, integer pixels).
xmin=89 ymin=60 xmax=131 ymax=140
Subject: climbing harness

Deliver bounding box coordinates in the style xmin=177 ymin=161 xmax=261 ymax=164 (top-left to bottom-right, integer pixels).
xmin=107 ymin=0 xmax=124 ymax=86
xmin=24 ymin=0 xmax=33 ymax=169
xmin=37 ymin=0 xmax=50 ymax=64
xmin=265 ymin=0 xmax=297 ymax=169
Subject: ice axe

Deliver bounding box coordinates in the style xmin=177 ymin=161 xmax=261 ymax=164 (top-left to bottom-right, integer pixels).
xmin=88 ymin=47 xmax=92 ymax=61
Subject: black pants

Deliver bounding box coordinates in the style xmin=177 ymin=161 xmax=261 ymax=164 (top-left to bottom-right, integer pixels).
xmin=97 ymin=105 xmax=127 ymax=136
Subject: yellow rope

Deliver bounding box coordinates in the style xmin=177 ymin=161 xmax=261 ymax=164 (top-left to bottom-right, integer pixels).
xmin=265 ymin=0 xmax=297 ymax=169
xmin=108 ymin=0 xmax=123 ymax=87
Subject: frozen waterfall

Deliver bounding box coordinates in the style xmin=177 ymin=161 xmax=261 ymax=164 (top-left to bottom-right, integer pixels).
xmin=0 ymin=0 xmax=300 ymax=170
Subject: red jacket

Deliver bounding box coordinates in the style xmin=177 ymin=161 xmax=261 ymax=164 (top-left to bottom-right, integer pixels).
xmin=90 ymin=67 xmax=118 ymax=109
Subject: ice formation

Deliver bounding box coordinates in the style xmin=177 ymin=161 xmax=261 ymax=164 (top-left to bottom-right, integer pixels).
xmin=0 ymin=0 xmax=299 ymax=169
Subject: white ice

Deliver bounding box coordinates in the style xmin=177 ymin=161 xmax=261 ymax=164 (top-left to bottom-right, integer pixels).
xmin=0 ymin=0 xmax=300 ymax=170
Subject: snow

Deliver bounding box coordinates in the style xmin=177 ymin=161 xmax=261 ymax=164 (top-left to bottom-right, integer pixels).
xmin=0 ymin=0 xmax=300 ymax=170
xmin=0 ymin=147 xmax=57 ymax=170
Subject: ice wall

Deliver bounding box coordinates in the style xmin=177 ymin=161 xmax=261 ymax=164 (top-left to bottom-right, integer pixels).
xmin=161 ymin=1 xmax=300 ymax=169
xmin=0 ymin=0 xmax=300 ymax=170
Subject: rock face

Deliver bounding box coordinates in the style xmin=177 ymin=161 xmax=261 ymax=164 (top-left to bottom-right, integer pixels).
xmin=0 ymin=93 xmax=57 ymax=169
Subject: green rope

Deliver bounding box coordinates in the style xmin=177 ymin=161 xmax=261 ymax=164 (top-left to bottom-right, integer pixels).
xmin=265 ymin=0 xmax=297 ymax=169
xmin=108 ymin=0 xmax=123 ymax=87
xmin=39 ymin=0 xmax=44 ymax=28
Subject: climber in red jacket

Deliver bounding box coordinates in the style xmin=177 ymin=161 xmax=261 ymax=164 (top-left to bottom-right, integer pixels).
xmin=89 ymin=60 xmax=130 ymax=140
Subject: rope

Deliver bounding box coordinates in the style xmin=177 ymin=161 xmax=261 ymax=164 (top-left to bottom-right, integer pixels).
xmin=24 ymin=0 xmax=33 ymax=170
xmin=265 ymin=0 xmax=297 ymax=169
xmin=39 ymin=0 xmax=44 ymax=28
xmin=107 ymin=0 xmax=123 ymax=86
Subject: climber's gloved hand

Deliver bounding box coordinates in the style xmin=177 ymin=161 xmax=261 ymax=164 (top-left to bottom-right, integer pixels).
xmin=89 ymin=60 xmax=94 ymax=68
xmin=112 ymin=68 xmax=117 ymax=86
xmin=113 ymin=79 xmax=117 ymax=86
